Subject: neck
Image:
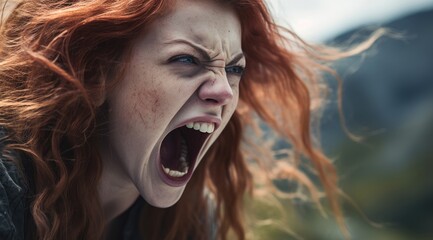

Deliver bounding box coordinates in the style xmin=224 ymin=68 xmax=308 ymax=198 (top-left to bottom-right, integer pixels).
xmin=98 ymin=145 xmax=140 ymax=223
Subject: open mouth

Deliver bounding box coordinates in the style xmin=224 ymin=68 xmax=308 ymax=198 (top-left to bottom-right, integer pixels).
xmin=159 ymin=121 xmax=215 ymax=186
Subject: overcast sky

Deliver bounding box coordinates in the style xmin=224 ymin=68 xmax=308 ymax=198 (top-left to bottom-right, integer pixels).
xmin=266 ymin=0 xmax=433 ymax=42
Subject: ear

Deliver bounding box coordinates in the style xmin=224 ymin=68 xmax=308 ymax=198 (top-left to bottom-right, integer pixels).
xmin=92 ymin=77 xmax=107 ymax=107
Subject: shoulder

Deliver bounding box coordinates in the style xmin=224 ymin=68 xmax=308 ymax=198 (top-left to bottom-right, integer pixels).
xmin=0 ymin=127 xmax=27 ymax=240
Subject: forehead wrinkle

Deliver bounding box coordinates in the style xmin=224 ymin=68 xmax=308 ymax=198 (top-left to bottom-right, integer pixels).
xmin=156 ymin=0 xmax=242 ymax=59
xmin=163 ymin=37 xmax=214 ymax=59
xmin=190 ymin=28 xmax=219 ymax=53
xmin=163 ymin=36 xmax=238 ymax=65
xmin=158 ymin=13 xmax=241 ymax=64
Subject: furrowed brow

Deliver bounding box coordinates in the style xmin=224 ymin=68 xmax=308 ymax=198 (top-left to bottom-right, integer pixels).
xmin=164 ymin=39 xmax=212 ymax=61
xmin=228 ymin=53 xmax=245 ymax=66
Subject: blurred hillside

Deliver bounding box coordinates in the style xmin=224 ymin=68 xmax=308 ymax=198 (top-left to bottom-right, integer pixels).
xmin=252 ymin=7 xmax=433 ymax=240
xmin=319 ymin=7 xmax=433 ymax=240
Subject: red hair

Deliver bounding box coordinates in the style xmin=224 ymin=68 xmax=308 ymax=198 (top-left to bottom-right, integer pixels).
xmin=0 ymin=0 xmax=371 ymax=239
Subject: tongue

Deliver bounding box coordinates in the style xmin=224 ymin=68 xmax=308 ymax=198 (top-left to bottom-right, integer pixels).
xmin=160 ymin=129 xmax=181 ymax=169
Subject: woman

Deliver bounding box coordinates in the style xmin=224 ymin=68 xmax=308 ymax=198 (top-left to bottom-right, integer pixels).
xmin=0 ymin=0 xmax=362 ymax=239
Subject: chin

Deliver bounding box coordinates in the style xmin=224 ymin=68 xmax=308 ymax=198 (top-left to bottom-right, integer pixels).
xmin=143 ymin=186 xmax=185 ymax=208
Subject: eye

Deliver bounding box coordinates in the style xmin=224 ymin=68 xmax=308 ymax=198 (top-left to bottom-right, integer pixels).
xmin=225 ymin=65 xmax=245 ymax=76
xmin=169 ymin=55 xmax=199 ymax=65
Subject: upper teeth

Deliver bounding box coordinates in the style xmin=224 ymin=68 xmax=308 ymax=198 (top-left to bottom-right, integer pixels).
xmin=185 ymin=122 xmax=215 ymax=133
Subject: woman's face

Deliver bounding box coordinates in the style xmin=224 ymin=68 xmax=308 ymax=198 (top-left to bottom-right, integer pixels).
xmin=104 ymin=0 xmax=244 ymax=207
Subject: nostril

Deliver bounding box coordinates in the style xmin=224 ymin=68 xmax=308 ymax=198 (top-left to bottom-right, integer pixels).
xmin=205 ymin=98 xmax=219 ymax=104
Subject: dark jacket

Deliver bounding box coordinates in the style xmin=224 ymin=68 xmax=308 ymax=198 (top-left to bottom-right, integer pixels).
xmin=0 ymin=129 xmax=27 ymax=240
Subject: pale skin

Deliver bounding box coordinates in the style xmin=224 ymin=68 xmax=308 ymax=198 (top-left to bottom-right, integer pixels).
xmin=97 ymin=0 xmax=245 ymax=223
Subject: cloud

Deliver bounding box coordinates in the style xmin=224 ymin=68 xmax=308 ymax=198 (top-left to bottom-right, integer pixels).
xmin=266 ymin=0 xmax=433 ymax=42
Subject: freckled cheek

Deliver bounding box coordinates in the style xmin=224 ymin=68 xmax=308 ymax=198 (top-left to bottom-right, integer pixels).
xmin=127 ymin=80 xmax=188 ymax=129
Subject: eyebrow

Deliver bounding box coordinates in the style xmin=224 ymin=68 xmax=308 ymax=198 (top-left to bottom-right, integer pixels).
xmin=228 ymin=53 xmax=245 ymax=66
xmin=164 ymin=39 xmax=245 ymax=65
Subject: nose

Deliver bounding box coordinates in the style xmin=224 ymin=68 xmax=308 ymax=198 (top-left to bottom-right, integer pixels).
xmin=198 ymin=71 xmax=233 ymax=106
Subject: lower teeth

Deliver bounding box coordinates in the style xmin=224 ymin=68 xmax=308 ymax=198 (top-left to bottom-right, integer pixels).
xmin=163 ymin=166 xmax=188 ymax=177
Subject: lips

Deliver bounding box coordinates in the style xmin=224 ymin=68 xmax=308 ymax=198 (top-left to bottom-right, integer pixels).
xmin=158 ymin=120 xmax=218 ymax=186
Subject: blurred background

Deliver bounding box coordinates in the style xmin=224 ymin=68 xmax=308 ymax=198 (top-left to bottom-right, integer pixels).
xmin=250 ymin=0 xmax=433 ymax=239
